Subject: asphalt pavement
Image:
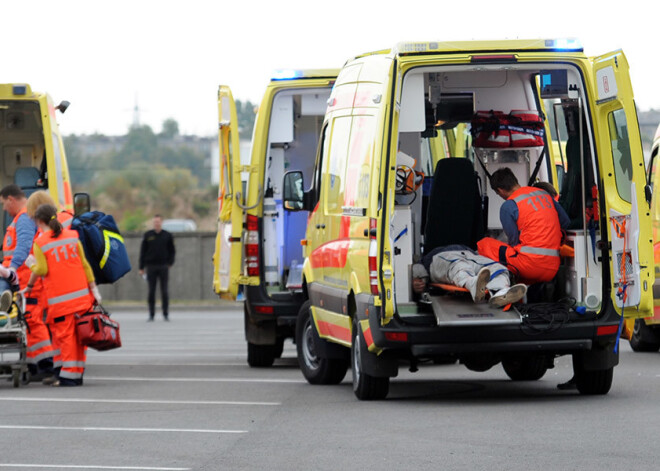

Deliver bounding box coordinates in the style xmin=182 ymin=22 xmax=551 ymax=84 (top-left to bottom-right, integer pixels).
xmin=0 ymin=306 xmax=658 ymax=470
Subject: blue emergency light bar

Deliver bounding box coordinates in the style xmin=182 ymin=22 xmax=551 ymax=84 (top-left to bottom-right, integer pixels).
xmin=271 ymin=69 xmax=304 ymax=81
xmin=12 ymin=85 xmax=27 ymax=95
xmin=546 ymin=38 xmax=583 ymax=51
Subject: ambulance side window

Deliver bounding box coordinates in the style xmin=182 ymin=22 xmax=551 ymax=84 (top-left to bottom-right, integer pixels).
xmin=311 ymin=124 xmax=329 ymax=207
xmin=608 ymin=109 xmax=633 ymax=203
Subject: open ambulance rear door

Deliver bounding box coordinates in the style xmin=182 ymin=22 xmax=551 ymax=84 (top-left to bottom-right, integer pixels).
xmin=213 ymin=85 xmax=244 ymax=300
xmin=591 ymin=50 xmax=654 ymax=318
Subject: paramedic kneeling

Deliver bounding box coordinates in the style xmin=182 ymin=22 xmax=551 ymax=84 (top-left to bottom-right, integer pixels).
xmin=477 ymin=168 xmax=570 ymax=284
xmin=27 ymin=204 xmax=101 ymax=387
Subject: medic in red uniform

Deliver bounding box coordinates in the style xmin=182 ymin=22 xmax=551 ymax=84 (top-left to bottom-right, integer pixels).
xmin=477 ymin=168 xmax=570 ymax=285
xmin=28 ymin=204 xmax=100 ymax=387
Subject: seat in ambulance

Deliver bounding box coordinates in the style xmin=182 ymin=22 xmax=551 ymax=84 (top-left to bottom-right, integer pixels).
xmin=424 ymin=158 xmax=484 ymax=253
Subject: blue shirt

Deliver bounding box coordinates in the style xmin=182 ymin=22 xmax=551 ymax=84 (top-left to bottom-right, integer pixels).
xmin=10 ymin=213 xmax=37 ymax=270
xmin=500 ymin=196 xmax=570 ymax=246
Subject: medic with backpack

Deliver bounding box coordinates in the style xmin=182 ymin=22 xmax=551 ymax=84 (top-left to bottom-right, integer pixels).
xmin=26 ymin=204 xmax=102 ymax=387
xmin=25 ymin=190 xmax=76 ymax=382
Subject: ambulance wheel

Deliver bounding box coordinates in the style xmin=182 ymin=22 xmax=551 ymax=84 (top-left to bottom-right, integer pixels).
xmin=247 ymin=343 xmax=276 ymax=368
xmin=296 ymin=301 xmax=348 ymax=385
xmin=502 ymin=355 xmax=548 ymax=381
xmin=575 ymin=365 xmax=613 ymax=395
xmin=629 ymin=319 xmax=660 ymax=352
xmin=352 ymin=318 xmax=389 ymax=400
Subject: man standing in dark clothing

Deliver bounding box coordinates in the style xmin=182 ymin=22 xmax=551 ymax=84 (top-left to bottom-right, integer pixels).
xmin=139 ymin=215 xmax=175 ymax=321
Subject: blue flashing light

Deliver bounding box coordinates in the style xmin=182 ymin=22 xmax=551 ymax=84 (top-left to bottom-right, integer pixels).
xmin=271 ymin=69 xmax=304 ymax=81
xmin=12 ymin=85 xmax=27 ymax=95
xmin=546 ymin=38 xmax=583 ymax=51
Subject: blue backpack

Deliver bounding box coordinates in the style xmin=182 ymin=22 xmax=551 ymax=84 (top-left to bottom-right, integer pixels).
xmin=71 ymin=211 xmax=132 ymax=284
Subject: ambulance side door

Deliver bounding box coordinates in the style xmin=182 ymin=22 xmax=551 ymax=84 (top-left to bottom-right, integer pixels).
xmin=592 ymin=50 xmax=654 ymax=317
xmin=213 ymin=85 xmax=244 ymax=300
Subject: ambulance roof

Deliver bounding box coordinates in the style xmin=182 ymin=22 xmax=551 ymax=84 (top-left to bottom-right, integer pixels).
xmin=270 ymin=68 xmax=339 ymax=81
xmin=393 ymin=38 xmax=584 ymax=56
xmin=0 ymin=83 xmax=38 ymax=98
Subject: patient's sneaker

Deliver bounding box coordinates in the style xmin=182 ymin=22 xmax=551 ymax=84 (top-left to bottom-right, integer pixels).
xmin=467 ymin=267 xmax=491 ymax=303
xmin=489 ymin=283 xmax=527 ymax=307
xmin=0 ymin=290 xmax=13 ymax=312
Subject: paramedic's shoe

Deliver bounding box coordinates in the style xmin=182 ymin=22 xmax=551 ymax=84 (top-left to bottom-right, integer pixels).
xmin=0 ymin=290 xmax=12 ymax=312
xmin=42 ymin=375 xmax=58 ymax=386
xmin=467 ymin=267 xmax=490 ymax=303
xmin=489 ymin=283 xmax=527 ymax=307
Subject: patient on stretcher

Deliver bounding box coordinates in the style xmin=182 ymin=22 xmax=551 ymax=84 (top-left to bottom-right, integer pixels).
xmin=412 ymin=244 xmax=526 ymax=307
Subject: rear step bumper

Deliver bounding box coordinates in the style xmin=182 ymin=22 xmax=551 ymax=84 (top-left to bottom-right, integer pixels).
xmin=410 ymin=338 xmax=592 ymax=356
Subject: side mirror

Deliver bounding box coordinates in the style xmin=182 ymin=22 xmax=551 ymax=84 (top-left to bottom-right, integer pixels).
xmin=555 ymin=164 xmax=566 ymax=192
xmin=73 ymin=192 xmax=91 ymax=216
xmin=283 ymin=171 xmax=304 ymax=211
xmin=645 ymin=184 xmax=653 ymax=205
xmin=56 ymin=101 xmax=70 ymax=114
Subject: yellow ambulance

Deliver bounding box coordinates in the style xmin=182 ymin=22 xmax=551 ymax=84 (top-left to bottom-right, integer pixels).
xmin=0 ymin=83 xmax=75 ymax=229
xmin=282 ymin=39 xmax=653 ymax=398
xmin=628 ymin=123 xmax=660 ymax=351
xmin=213 ymin=69 xmax=339 ymax=366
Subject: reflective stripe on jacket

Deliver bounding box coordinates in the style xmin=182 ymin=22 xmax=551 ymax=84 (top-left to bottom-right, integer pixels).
xmin=510 ymin=187 xmax=562 ymax=258
xmin=35 ymin=228 xmax=92 ymax=317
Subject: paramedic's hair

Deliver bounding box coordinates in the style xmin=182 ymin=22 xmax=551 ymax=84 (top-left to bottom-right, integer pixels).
xmin=27 ymin=190 xmax=56 ymax=218
xmin=0 ymin=184 xmax=25 ymax=200
xmin=489 ymin=168 xmax=519 ymax=192
xmin=34 ymin=204 xmax=63 ymax=238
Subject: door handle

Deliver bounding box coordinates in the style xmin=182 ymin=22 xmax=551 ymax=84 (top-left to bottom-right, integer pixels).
xmin=316 ymin=224 xmax=325 ymax=229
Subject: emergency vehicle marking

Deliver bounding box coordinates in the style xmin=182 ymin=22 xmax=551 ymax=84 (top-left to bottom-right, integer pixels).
xmin=317 ymin=320 xmax=351 ymax=345
xmin=314 ymin=306 xmax=352 ymax=345
xmin=309 ymin=239 xmax=351 ymax=268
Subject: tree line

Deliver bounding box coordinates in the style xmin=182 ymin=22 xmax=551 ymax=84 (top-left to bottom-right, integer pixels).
xmin=64 ymin=100 xmax=256 ymax=232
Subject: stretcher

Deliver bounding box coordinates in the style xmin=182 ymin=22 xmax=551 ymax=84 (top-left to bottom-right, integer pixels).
xmin=0 ymin=294 xmax=29 ymax=387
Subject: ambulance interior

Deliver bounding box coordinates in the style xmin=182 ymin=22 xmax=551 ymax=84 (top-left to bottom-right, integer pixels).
xmin=258 ymin=88 xmax=330 ymax=294
xmin=393 ymin=65 xmax=602 ymax=321
xmin=0 ymin=100 xmax=48 ymax=235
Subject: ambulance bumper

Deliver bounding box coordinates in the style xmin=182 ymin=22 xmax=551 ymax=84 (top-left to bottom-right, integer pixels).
xmin=358 ymin=294 xmax=621 ymax=358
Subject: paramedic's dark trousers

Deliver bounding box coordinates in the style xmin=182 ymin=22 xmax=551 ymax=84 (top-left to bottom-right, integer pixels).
xmin=147 ymin=264 xmax=169 ymax=320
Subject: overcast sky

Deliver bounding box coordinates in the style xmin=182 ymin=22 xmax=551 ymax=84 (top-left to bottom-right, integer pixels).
xmin=4 ymin=0 xmax=659 ymax=136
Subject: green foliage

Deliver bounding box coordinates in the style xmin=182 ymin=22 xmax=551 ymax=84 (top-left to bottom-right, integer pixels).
xmin=160 ymin=118 xmax=179 ymax=138
xmin=121 ymin=208 xmax=148 ymax=232
xmin=63 ymin=116 xmax=254 ymax=231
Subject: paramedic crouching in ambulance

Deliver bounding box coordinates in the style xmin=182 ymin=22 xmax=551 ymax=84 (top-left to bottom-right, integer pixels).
xmin=477 ymin=168 xmax=570 ymax=284
xmin=26 ymin=204 xmax=101 ymax=387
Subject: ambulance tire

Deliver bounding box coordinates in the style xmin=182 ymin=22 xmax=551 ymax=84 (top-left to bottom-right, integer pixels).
xmin=296 ymin=301 xmax=348 ymax=385
xmin=629 ymin=319 xmax=660 ymax=352
xmin=352 ymin=318 xmax=389 ymax=400
xmin=247 ymin=342 xmax=276 ymax=368
xmin=575 ymin=365 xmax=613 ymax=395
xmin=502 ymin=355 xmax=548 ymax=381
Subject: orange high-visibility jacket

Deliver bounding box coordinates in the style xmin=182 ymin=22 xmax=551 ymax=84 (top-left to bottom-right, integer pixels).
xmin=33 ymin=228 xmax=93 ymax=317
xmin=3 ymin=208 xmax=33 ymax=286
xmin=509 ymin=186 xmax=562 ymax=260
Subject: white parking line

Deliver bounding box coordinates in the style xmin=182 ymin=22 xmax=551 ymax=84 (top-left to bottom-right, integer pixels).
xmin=85 ymin=376 xmax=305 ymax=383
xmin=0 ymin=464 xmax=190 ymax=470
xmin=0 ymin=425 xmax=245 ymax=434
xmin=0 ymin=397 xmax=279 ymax=406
